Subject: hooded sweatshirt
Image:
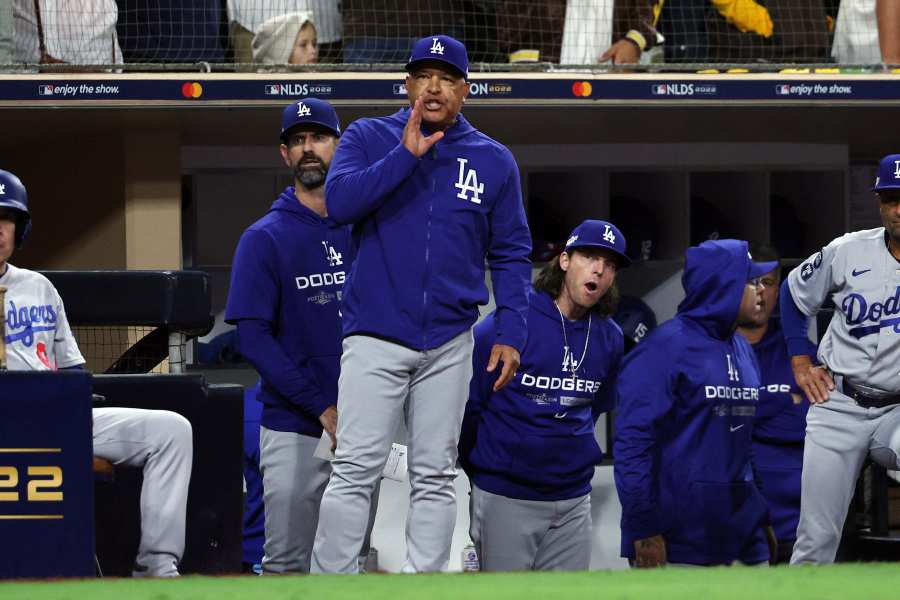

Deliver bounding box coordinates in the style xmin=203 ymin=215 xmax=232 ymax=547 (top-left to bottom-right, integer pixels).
xmin=324 ymin=108 xmax=532 ymax=352
xmin=614 ymin=239 xmax=769 ymax=566
xmin=225 ymin=189 xmax=352 ymax=436
xmin=460 ymin=289 xmax=623 ymax=501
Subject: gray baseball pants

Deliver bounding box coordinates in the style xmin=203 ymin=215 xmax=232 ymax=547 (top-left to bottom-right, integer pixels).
xmin=470 ymin=484 xmax=592 ymax=571
xmin=259 ymin=427 xmax=380 ymax=574
xmin=92 ymin=407 xmax=193 ymax=578
xmin=311 ymin=331 xmax=474 ymax=574
xmin=791 ymin=386 xmax=900 ymax=565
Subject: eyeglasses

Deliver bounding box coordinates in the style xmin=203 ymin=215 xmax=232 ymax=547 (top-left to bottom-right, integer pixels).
xmin=747 ymin=278 xmax=764 ymax=289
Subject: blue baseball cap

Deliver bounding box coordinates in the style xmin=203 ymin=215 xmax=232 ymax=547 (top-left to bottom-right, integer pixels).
xmin=564 ymin=220 xmax=631 ymax=268
xmin=280 ymin=98 xmax=341 ymax=142
xmin=748 ymin=255 xmax=779 ymax=279
xmin=405 ymin=34 xmax=469 ymax=80
xmin=873 ymin=153 xmax=900 ymax=192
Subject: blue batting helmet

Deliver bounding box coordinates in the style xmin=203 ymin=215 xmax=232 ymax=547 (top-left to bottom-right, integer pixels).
xmin=0 ymin=169 xmax=31 ymax=248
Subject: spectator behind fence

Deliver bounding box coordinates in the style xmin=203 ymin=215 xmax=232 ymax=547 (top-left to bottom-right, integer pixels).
xmin=114 ymin=0 xmax=225 ymax=64
xmin=252 ymin=12 xmax=318 ymax=65
xmin=341 ymin=0 xmax=461 ymax=63
xmin=658 ymin=0 xmax=830 ymax=64
xmin=227 ymin=0 xmax=342 ymax=63
xmin=832 ymin=0 xmax=900 ymax=66
xmin=14 ymin=0 xmax=122 ymax=65
xmin=494 ymin=1 xmax=660 ymax=65
xmin=1 ymin=1 xmax=13 ymax=63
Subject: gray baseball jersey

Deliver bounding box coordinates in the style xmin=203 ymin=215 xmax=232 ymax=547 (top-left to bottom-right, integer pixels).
xmin=1 ymin=264 xmax=84 ymax=371
xmin=788 ymin=227 xmax=900 ymax=394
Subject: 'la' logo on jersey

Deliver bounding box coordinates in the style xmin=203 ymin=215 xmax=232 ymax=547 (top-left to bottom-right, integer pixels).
xmin=455 ymin=158 xmax=483 ymax=205
xmin=603 ymin=225 xmax=616 ymax=244
xmin=562 ymin=348 xmax=579 ymax=373
xmin=429 ymin=38 xmax=445 ymax=55
xmin=726 ymin=354 xmax=740 ymax=382
xmin=297 ymin=102 xmax=312 ymax=117
xmin=322 ymin=241 xmax=343 ymax=267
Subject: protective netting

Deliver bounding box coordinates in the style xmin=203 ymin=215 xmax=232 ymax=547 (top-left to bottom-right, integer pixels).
xmin=71 ymin=326 xmax=170 ymax=374
xmin=2 ymin=1 xmax=897 ymax=72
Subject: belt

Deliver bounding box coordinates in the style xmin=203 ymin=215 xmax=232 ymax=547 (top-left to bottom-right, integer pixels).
xmin=840 ymin=379 xmax=900 ymax=409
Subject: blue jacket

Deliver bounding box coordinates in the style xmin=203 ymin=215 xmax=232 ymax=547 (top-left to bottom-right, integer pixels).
xmin=460 ymin=289 xmax=623 ymax=501
xmin=751 ymin=318 xmax=813 ymax=543
xmin=325 ymin=108 xmax=532 ymax=352
xmin=225 ymin=189 xmax=352 ymax=436
xmin=615 ymin=239 xmax=770 ymax=565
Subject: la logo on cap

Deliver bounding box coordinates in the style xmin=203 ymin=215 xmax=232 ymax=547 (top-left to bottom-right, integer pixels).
xmin=894 ymin=160 xmax=900 ymax=179
xmin=0 ymin=184 xmax=5 ymax=195
xmin=297 ymin=102 xmax=312 ymax=117
xmin=430 ymin=37 xmax=445 ymax=55
xmin=566 ymin=234 xmax=578 ymax=246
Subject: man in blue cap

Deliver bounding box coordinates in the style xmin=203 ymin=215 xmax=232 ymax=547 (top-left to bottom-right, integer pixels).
xmin=782 ymin=153 xmax=900 ymax=564
xmin=225 ymin=98 xmax=351 ymax=574
xmin=312 ymin=35 xmax=532 ymax=573
xmin=615 ymin=239 xmax=778 ymax=567
xmin=460 ymin=220 xmax=628 ymax=571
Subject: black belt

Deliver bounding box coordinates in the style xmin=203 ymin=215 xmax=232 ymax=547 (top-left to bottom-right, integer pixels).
xmin=841 ymin=379 xmax=900 ymax=409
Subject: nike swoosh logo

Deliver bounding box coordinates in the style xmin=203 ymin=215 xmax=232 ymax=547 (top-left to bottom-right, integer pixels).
xmin=852 ymin=268 xmax=872 ymax=277
xmin=729 ymin=424 xmax=744 ymax=432
xmin=554 ymin=411 xmax=568 ymax=419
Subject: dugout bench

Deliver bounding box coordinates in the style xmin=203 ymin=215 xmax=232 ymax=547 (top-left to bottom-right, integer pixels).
xmin=33 ymin=270 xmax=244 ymax=576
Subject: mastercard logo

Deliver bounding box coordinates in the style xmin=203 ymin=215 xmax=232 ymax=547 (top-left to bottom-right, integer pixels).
xmin=571 ymin=81 xmax=593 ymax=97
xmin=181 ymin=82 xmax=203 ymax=98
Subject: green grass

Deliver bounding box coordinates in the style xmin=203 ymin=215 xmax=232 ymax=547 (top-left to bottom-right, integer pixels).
xmin=3 ymin=564 xmax=900 ymax=600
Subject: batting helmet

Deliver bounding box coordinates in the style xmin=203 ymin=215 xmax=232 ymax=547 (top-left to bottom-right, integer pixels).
xmin=0 ymin=169 xmax=31 ymax=248
xmin=613 ymin=295 xmax=657 ymax=353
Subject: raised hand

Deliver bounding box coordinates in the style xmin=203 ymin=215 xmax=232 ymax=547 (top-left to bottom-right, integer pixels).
xmin=403 ymin=97 xmax=445 ymax=157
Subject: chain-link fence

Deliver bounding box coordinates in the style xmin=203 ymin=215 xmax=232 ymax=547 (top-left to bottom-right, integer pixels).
xmin=2 ymin=1 xmax=896 ymax=73
xmin=72 ymin=326 xmax=171 ymax=374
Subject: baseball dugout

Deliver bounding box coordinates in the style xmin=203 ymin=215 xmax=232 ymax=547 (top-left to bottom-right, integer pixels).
xmin=41 ymin=270 xmax=244 ymax=575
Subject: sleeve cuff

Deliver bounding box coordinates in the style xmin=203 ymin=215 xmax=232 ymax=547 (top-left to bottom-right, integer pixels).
xmin=623 ymin=513 xmax=663 ymax=542
xmin=786 ymin=337 xmax=815 ymax=359
xmin=306 ymin=394 xmax=333 ymax=422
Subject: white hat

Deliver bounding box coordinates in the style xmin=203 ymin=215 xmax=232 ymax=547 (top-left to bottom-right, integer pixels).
xmin=251 ymin=11 xmax=314 ymax=64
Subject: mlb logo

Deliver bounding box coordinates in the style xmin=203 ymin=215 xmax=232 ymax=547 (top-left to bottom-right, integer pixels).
xmin=775 ymin=84 xmax=791 ymax=95
xmin=651 ymin=84 xmax=667 ymax=95
xmin=393 ymin=84 xmax=407 ymax=95
xmin=264 ymin=84 xmax=279 ymax=95
xmin=38 ymin=85 xmax=54 ymax=96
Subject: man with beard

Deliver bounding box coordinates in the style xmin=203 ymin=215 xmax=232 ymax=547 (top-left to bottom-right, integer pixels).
xmin=736 ymin=244 xmax=815 ymax=564
xmin=615 ymin=239 xmax=777 ymax=567
xmin=225 ymin=98 xmax=350 ymax=574
xmin=784 ymin=153 xmax=900 ymax=565
xmin=459 ymin=220 xmax=627 ymax=571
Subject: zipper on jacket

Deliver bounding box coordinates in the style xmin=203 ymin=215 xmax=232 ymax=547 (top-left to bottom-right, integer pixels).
xmin=422 ymin=175 xmax=436 ymax=349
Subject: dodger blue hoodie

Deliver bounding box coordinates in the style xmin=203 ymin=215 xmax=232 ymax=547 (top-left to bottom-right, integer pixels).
xmin=325 ymin=108 xmax=531 ymax=352
xmin=460 ymin=289 xmax=623 ymax=501
xmin=615 ymin=239 xmax=770 ymax=565
xmin=225 ymin=189 xmax=352 ymax=436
